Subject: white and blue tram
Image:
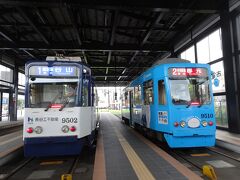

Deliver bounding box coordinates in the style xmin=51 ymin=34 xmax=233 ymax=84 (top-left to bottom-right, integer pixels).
xmin=121 ymin=58 xmax=216 ymax=148
xmin=24 ymin=57 xmax=98 ymax=157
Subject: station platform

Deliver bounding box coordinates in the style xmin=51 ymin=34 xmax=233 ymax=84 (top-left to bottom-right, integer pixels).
xmin=0 ymin=130 xmax=23 ymax=166
xmin=93 ymin=112 xmax=202 ymax=180
xmin=0 ymin=120 xmax=23 ymax=130
xmin=216 ymin=129 xmax=240 ymax=153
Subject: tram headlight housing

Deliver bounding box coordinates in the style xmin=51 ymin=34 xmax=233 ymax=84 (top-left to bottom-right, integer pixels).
xmin=34 ymin=126 xmax=43 ymax=134
xmin=62 ymin=125 xmax=69 ymax=133
xmin=180 ymin=121 xmax=186 ymax=128
xmin=201 ymin=120 xmax=208 ymax=127
xmin=70 ymin=126 xmax=76 ymax=132
xmin=174 ymin=122 xmax=179 ymax=127
xmin=208 ymin=121 xmax=213 ymax=126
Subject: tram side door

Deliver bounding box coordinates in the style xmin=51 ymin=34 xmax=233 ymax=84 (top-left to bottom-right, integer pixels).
xmin=157 ymin=79 xmax=169 ymax=132
xmin=129 ymin=90 xmax=134 ymax=127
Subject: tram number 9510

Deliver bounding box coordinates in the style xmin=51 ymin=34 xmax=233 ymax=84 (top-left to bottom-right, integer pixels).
xmin=62 ymin=117 xmax=78 ymax=123
xmin=201 ymin=113 xmax=213 ymax=119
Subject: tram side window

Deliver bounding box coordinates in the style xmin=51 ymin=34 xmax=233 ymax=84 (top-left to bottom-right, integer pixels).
xmin=82 ymin=70 xmax=90 ymax=107
xmin=122 ymin=92 xmax=127 ymax=107
xmin=125 ymin=92 xmax=129 ymax=107
xmin=143 ymin=80 xmax=154 ymax=105
xmin=158 ymin=80 xmax=166 ymax=105
xmin=134 ymin=85 xmax=141 ymax=105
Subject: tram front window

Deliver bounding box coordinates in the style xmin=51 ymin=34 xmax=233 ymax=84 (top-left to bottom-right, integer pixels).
xmin=29 ymin=78 xmax=78 ymax=108
xmin=169 ymin=77 xmax=211 ymax=106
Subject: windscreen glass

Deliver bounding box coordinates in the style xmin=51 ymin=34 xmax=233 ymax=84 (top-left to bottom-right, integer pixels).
xmin=168 ymin=68 xmax=211 ymax=105
xmin=28 ymin=66 xmax=79 ymax=108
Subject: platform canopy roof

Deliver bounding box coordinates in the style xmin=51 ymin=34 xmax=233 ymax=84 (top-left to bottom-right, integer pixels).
xmin=0 ymin=0 xmax=222 ymax=86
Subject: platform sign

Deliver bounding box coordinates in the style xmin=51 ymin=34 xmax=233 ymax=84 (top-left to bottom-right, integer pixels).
xmin=210 ymin=61 xmax=225 ymax=93
xmin=29 ymin=66 xmax=78 ymax=76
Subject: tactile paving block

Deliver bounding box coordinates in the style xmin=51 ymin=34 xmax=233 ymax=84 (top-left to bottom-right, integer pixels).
xmin=206 ymin=160 xmax=235 ymax=168
xmin=26 ymin=170 xmax=55 ymax=179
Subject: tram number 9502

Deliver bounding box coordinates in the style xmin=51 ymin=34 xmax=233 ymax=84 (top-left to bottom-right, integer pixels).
xmin=62 ymin=117 xmax=78 ymax=123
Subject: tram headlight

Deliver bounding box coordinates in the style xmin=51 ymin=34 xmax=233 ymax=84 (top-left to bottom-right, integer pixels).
xmin=62 ymin=125 xmax=69 ymax=133
xmin=201 ymin=120 xmax=208 ymax=127
xmin=26 ymin=127 xmax=33 ymax=133
xmin=180 ymin=121 xmax=186 ymax=128
xmin=34 ymin=126 xmax=43 ymax=134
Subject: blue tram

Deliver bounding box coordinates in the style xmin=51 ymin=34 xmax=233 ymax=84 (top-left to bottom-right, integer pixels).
xmin=121 ymin=58 xmax=216 ymax=148
xmin=23 ymin=57 xmax=99 ymax=157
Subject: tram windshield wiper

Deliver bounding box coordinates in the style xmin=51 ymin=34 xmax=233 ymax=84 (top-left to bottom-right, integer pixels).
xmin=44 ymin=93 xmax=60 ymax=111
xmin=186 ymin=101 xmax=192 ymax=108
xmin=198 ymin=99 xmax=205 ymax=108
xmin=59 ymin=98 xmax=69 ymax=111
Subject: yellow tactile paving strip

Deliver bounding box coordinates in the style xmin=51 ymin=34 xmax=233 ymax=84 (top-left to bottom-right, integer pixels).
xmin=92 ymin=130 xmax=106 ymax=180
xmin=115 ymin=129 xmax=155 ymax=180
xmin=93 ymin=113 xmax=203 ymax=180
xmin=131 ymin=129 xmax=203 ymax=180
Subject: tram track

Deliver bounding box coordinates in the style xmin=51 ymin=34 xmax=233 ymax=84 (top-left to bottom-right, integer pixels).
xmin=132 ymin=126 xmax=240 ymax=179
xmin=0 ymin=145 xmax=95 ymax=180
xmin=1 ymin=158 xmax=34 ymax=180
xmin=1 ymin=155 xmax=83 ymax=180
xmin=170 ymin=149 xmax=203 ymax=170
xmin=159 ymin=143 xmax=240 ymax=179
xmin=206 ymin=147 xmax=240 ymax=163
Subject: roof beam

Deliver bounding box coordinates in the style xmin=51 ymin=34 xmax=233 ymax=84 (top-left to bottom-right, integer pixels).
xmin=91 ymin=65 xmax=149 ymax=69
xmin=93 ymin=75 xmax=128 ymax=78
xmin=120 ymin=11 xmax=152 ymax=21
xmin=35 ymin=8 xmax=47 ymax=24
xmin=0 ymin=41 xmax=170 ymax=52
xmin=0 ymin=27 xmax=16 ymax=43
xmin=109 ymin=11 xmax=118 ymax=46
xmin=107 ymin=51 xmax=112 ymax=64
xmin=23 ymin=49 xmax=36 ymax=58
xmin=106 ymin=10 xmax=119 ymax=77
xmin=67 ymin=7 xmax=82 ymax=46
xmin=116 ymin=31 xmax=141 ymax=39
xmin=128 ymin=12 xmax=165 ymax=64
xmin=0 ymin=0 xmax=219 ymax=13
xmin=82 ymin=50 xmax=88 ymax=64
xmin=94 ymin=81 xmax=129 ymax=87
xmin=17 ymin=7 xmax=50 ymax=45
xmin=0 ymin=23 xmax=178 ymax=32
xmin=141 ymin=13 xmax=165 ymax=46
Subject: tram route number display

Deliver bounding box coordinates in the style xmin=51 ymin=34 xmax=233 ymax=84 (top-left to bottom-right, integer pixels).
xmin=62 ymin=117 xmax=78 ymax=123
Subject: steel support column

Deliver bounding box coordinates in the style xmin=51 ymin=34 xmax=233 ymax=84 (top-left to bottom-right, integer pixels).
xmin=13 ymin=63 xmax=18 ymax=121
xmin=11 ymin=64 xmax=18 ymax=121
xmin=0 ymin=92 xmax=2 ymax=122
xmin=220 ymin=0 xmax=240 ymax=133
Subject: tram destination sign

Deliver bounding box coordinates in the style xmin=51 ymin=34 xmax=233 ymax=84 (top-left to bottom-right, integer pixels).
xmin=168 ymin=67 xmax=208 ymax=78
xmin=29 ymin=66 xmax=78 ymax=76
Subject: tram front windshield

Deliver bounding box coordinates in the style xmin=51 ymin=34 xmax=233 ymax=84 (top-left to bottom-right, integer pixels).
xmin=168 ymin=68 xmax=211 ymax=106
xmin=168 ymin=67 xmax=211 ymax=107
xmin=27 ymin=66 xmax=79 ymax=108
